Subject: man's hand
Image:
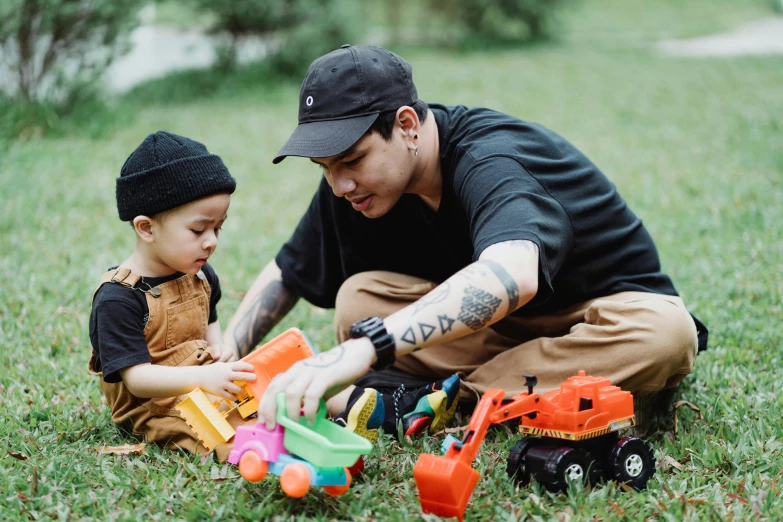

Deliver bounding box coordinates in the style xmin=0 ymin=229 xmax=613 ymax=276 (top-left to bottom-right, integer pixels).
xmin=258 ymin=338 xmax=376 ymax=428
xmin=199 ymin=361 xmax=256 ymax=400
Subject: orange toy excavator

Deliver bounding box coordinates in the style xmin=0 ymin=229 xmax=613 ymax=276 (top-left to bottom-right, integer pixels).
xmin=414 ymin=371 xmax=655 ymax=521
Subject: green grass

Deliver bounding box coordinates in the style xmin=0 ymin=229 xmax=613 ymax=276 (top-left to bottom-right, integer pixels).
xmin=2 ymin=0 xmax=782 ymax=519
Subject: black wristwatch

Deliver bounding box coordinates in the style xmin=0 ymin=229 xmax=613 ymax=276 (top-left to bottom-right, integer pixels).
xmin=349 ymin=316 xmax=396 ymax=371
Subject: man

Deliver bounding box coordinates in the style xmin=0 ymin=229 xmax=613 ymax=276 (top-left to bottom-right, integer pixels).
xmin=225 ymin=45 xmax=707 ymax=441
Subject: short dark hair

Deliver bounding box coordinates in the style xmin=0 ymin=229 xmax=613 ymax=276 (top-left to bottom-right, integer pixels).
xmin=368 ymin=100 xmax=429 ymax=141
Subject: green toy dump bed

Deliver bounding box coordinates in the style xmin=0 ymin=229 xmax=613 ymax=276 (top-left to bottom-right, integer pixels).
xmin=275 ymin=393 xmax=373 ymax=468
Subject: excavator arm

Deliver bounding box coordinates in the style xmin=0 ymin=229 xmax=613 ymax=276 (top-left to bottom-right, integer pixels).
xmin=414 ymin=376 xmax=557 ymax=521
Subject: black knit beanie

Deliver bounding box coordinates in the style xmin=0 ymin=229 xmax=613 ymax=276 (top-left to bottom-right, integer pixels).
xmin=116 ymin=131 xmax=236 ymax=221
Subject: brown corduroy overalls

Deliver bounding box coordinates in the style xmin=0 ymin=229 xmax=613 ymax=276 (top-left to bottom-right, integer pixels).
xmin=88 ymin=267 xmax=252 ymax=462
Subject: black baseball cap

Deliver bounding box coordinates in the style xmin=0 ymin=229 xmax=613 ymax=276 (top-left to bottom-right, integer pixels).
xmin=273 ymin=45 xmax=418 ymax=164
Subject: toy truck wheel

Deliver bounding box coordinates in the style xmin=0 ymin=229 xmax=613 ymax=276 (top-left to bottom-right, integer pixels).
xmin=506 ymin=436 xmax=535 ymax=486
xmin=280 ymin=463 xmax=311 ymax=498
xmin=238 ymin=450 xmax=268 ymax=483
xmin=608 ymin=437 xmax=655 ymax=490
xmin=543 ymin=447 xmax=599 ymax=492
xmin=323 ymin=468 xmax=352 ymax=496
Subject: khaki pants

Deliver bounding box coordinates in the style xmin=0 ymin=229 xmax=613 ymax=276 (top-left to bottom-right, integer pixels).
xmin=334 ymin=271 xmax=698 ymax=399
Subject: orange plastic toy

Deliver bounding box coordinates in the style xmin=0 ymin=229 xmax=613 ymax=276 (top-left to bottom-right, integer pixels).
xmin=177 ymin=328 xmax=315 ymax=450
xmin=414 ymin=371 xmax=655 ymax=521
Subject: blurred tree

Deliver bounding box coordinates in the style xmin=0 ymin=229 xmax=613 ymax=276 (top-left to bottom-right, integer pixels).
xmin=188 ymin=0 xmax=362 ymax=77
xmin=427 ymin=0 xmax=573 ymax=46
xmin=0 ymin=0 xmax=145 ymax=102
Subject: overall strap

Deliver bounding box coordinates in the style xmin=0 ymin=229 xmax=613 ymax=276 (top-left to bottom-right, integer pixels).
xmin=92 ymin=268 xmax=143 ymax=302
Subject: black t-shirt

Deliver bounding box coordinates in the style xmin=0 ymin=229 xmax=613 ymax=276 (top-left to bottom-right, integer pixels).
xmin=275 ymin=104 xmax=677 ymax=316
xmin=89 ymin=264 xmax=221 ymax=383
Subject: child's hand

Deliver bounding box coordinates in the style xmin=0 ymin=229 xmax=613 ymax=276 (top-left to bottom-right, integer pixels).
xmin=199 ymin=361 xmax=256 ymax=400
xmin=211 ymin=343 xmax=238 ymax=363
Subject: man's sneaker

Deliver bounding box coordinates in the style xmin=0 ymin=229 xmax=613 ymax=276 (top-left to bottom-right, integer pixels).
xmin=333 ymin=388 xmax=385 ymax=443
xmin=397 ymin=373 xmax=461 ymax=438
xmin=334 ymin=374 xmax=461 ymax=442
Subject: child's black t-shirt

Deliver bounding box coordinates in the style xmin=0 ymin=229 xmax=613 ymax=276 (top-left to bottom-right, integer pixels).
xmin=89 ymin=264 xmax=221 ymax=383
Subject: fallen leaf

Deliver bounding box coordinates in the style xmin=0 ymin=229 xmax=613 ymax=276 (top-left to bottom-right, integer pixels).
xmin=658 ymin=455 xmax=683 ymax=471
xmin=7 ymin=452 xmax=28 ymax=461
xmin=95 ymin=443 xmax=146 ymax=455
xmin=431 ymin=425 xmax=467 ymax=437
xmin=727 ymin=493 xmax=748 ymax=505
xmin=673 ymin=400 xmax=703 ymax=434
xmin=608 ymin=500 xmax=624 ymax=516
xmin=17 ymin=492 xmax=28 ymax=502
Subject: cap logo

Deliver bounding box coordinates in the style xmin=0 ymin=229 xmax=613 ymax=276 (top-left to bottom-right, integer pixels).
xmin=306 ymin=96 xmax=314 ymax=107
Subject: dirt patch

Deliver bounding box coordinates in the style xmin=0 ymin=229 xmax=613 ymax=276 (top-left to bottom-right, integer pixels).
xmin=658 ymin=17 xmax=783 ymax=57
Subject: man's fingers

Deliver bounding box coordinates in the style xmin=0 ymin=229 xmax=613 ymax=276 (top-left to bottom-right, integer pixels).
xmin=285 ymin=376 xmax=312 ymax=422
xmin=258 ymin=390 xmax=278 ymax=430
xmin=302 ymin=380 xmax=329 ymax=424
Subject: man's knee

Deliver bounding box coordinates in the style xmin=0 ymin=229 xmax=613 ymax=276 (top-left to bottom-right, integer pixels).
xmin=637 ymin=298 xmax=698 ymax=387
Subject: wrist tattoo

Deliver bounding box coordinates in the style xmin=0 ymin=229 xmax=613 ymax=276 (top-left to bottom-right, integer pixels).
xmin=477 ymin=260 xmax=520 ymax=314
xmin=457 ymin=285 xmax=501 ymax=331
xmin=302 ymin=344 xmax=346 ymax=368
xmin=232 ymin=280 xmax=298 ymax=357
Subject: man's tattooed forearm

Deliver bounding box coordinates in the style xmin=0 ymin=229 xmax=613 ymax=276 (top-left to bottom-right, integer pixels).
xmin=302 ymin=345 xmax=346 ymax=368
xmin=477 ymin=260 xmax=520 ymax=313
xmin=233 ymin=280 xmax=299 ymax=356
xmin=457 ymin=285 xmax=502 ymax=331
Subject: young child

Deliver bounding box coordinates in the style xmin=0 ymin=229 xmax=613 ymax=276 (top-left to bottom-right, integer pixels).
xmin=88 ymin=131 xmax=256 ymax=462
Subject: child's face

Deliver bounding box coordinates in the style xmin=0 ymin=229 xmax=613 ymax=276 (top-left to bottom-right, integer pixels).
xmin=150 ymin=193 xmax=231 ymax=275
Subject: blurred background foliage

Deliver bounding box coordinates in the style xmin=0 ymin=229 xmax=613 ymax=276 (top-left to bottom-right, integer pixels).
xmin=0 ymin=0 xmax=582 ymax=142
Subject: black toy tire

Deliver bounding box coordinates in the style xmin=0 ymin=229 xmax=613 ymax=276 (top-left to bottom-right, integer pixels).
xmin=543 ymin=447 xmax=596 ymax=493
xmin=608 ymin=437 xmax=655 ymax=490
xmin=506 ymin=436 xmax=535 ymax=486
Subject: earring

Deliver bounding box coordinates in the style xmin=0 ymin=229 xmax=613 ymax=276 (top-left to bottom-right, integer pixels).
xmin=414 ymin=147 xmax=419 ymax=157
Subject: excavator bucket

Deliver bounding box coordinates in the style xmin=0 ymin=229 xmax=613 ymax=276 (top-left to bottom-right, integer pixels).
xmin=177 ymin=389 xmax=235 ymax=451
xmin=414 ymin=453 xmax=480 ymax=522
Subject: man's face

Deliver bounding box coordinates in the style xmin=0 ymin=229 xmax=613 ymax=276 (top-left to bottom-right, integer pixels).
xmin=311 ymin=131 xmax=413 ymax=219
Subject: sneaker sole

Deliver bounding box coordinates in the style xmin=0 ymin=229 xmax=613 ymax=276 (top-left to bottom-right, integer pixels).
xmin=425 ymin=389 xmax=459 ymax=434
xmin=345 ymin=389 xmax=380 ymax=443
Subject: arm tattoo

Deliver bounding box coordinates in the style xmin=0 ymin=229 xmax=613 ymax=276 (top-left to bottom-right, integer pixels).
xmin=413 ymin=281 xmax=451 ymax=315
xmin=457 ymin=285 xmax=502 ymax=331
xmin=233 ymin=280 xmax=299 ymax=357
xmin=477 ymin=259 xmax=520 ymax=314
xmin=302 ymin=345 xmax=346 ymax=368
